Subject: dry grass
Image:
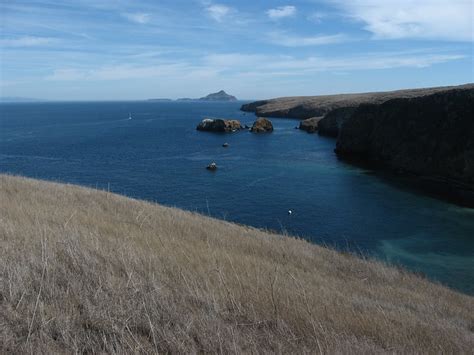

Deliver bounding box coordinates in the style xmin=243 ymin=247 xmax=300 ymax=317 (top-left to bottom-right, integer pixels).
xmin=1 ymin=174 xmax=473 ymax=354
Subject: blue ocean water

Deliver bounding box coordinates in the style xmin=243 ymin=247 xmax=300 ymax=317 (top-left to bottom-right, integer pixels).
xmin=1 ymin=101 xmax=473 ymax=294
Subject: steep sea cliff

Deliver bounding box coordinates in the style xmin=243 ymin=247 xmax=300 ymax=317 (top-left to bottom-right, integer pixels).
xmin=335 ymin=88 xmax=474 ymax=205
xmin=242 ymin=84 xmax=474 ymax=205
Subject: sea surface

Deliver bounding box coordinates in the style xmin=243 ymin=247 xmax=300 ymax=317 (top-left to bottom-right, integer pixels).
xmin=1 ymin=101 xmax=473 ymax=294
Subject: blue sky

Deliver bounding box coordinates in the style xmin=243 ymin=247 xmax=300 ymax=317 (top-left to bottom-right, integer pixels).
xmin=1 ymin=0 xmax=473 ymax=100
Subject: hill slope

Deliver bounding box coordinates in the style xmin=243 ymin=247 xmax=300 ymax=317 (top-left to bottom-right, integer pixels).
xmin=1 ymin=175 xmax=473 ymax=353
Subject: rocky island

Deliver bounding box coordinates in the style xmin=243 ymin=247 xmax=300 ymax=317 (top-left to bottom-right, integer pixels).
xmin=176 ymin=90 xmax=237 ymax=102
xmin=196 ymin=118 xmax=242 ymax=132
xmin=200 ymin=90 xmax=237 ymax=101
xmin=250 ymin=117 xmax=273 ymax=133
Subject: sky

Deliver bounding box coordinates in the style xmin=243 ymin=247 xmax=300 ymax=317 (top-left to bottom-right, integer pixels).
xmin=0 ymin=0 xmax=473 ymax=100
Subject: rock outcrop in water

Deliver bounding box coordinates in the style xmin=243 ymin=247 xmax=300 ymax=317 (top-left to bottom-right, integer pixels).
xmin=335 ymin=88 xmax=474 ymax=204
xmin=299 ymin=117 xmax=323 ymax=133
xmin=197 ymin=118 xmax=242 ymax=132
xmin=250 ymin=117 xmax=273 ymax=133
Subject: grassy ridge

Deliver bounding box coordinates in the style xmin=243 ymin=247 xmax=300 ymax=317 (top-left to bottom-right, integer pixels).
xmin=1 ymin=174 xmax=473 ymax=353
xmin=241 ymin=83 xmax=474 ymax=119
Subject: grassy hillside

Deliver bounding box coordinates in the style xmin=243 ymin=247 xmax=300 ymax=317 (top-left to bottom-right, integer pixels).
xmin=1 ymin=174 xmax=473 ymax=353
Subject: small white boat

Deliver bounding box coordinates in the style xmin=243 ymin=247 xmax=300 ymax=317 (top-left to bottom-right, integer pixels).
xmin=206 ymin=162 xmax=218 ymax=171
xmin=128 ymin=112 xmax=132 ymax=120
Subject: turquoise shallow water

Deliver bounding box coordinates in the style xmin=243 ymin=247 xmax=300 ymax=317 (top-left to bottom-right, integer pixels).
xmin=1 ymin=101 xmax=473 ymax=294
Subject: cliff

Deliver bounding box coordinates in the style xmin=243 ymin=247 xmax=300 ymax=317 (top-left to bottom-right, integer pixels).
xmin=241 ymin=84 xmax=474 ymax=136
xmin=1 ymin=174 xmax=473 ymax=353
xmin=318 ymin=107 xmax=357 ymax=137
xmin=335 ymin=88 xmax=474 ymax=204
xmin=241 ymin=84 xmax=474 ymax=204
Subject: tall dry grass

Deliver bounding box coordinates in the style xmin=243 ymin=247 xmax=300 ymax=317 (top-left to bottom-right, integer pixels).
xmin=1 ymin=174 xmax=473 ymax=353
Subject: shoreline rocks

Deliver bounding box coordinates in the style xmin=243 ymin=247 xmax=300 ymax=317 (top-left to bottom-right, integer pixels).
xmin=251 ymin=117 xmax=273 ymax=133
xmin=299 ymin=117 xmax=323 ymax=133
xmin=197 ymin=118 xmax=242 ymax=132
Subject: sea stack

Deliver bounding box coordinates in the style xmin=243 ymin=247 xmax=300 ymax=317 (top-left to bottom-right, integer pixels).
xmin=197 ymin=118 xmax=242 ymax=132
xmin=250 ymin=117 xmax=273 ymax=133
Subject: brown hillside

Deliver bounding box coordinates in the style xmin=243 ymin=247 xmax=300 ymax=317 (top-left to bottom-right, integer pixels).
xmin=1 ymin=175 xmax=473 ymax=353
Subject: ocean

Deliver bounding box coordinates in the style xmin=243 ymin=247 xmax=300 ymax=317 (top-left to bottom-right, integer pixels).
xmin=1 ymin=100 xmax=473 ymax=294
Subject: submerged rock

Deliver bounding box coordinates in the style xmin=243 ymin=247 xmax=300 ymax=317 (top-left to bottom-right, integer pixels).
xmin=250 ymin=117 xmax=273 ymax=133
xmin=197 ymin=118 xmax=242 ymax=132
xmin=299 ymin=117 xmax=323 ymax=133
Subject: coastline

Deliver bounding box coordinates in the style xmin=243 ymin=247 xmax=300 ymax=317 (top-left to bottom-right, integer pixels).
xmin=242 ymin=84 xmax=474 ymax=207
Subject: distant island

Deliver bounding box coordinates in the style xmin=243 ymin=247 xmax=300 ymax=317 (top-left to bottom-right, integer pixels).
xmin=199 ymin=90 xmax=237 ymax=101
xmin=146 ymin=98 xmax=173 ymax=102
xmin=175 ymin=90 xmax=237 ymax=102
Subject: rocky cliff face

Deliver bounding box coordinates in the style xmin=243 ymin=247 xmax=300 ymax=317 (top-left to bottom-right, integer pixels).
xmin=241 ymin=84 xmax=474 ymax=133
xmin=241 ymin=100 xmax=270 ymax=113
xmin=241 ymin=99 xmax=329 ymax=119
xmin=335 ymin=88 xmax=474 ymax=198
xmin=318 ymin=107 xmax=357 ymax=137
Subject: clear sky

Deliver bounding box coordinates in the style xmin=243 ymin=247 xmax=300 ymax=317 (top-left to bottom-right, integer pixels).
xmin=1 ymin=0 xmax=473 ymax=100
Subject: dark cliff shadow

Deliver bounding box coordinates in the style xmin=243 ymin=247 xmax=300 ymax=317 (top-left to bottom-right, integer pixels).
xmin=335 ymin=155 xmax=474 ymax=209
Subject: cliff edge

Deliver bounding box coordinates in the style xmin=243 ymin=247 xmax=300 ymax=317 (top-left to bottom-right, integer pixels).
xmin=241 ymin=84 xmax=474 ymax=137
xmin=335 ymin=88 xmax=474 ymax=204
